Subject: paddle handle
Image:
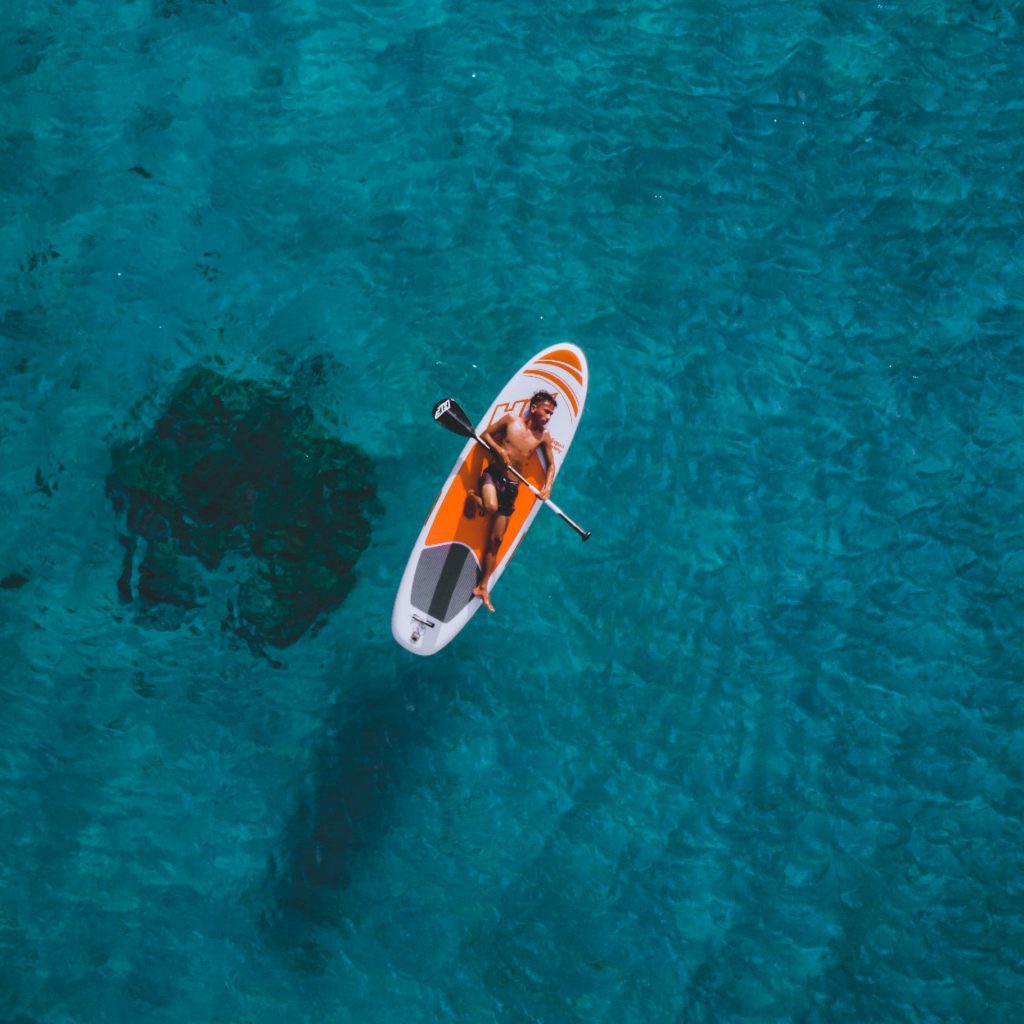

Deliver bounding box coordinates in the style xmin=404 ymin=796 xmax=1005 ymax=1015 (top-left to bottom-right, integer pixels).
xmin=473 ymin=437 xmax=591 ymax=542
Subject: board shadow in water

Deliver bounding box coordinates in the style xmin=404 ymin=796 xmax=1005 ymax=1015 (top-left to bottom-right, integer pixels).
xmin=266 ymin=669 xmax=437 ymax=931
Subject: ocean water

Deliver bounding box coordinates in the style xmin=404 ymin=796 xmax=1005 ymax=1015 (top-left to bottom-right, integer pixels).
xmin=2 ymin=0 xmax=1023 ymax=1021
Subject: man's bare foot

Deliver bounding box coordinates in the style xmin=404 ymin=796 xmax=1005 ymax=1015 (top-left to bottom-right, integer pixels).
xmin=472 ymin=584 xmax=494 ymax=612
xmin=463 ymin=491 xmax=484 ymax=519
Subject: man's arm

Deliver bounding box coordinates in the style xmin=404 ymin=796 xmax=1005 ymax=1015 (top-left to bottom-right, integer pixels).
xmin=479 ymin=415 xmax=513 ymax=465
xmin=539 ymin=434 xmax=556 ymax=499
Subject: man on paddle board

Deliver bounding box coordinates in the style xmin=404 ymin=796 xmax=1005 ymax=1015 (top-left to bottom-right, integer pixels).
xmin=465 ymin=391 xmax=557 ymax=612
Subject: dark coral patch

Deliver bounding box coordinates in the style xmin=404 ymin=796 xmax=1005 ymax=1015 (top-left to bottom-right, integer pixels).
xmin=107 ymin=365 xmax=378 ymax=651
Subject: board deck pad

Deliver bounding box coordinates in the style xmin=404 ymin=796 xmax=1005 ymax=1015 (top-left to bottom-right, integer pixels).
xmin=410 ymin=542 xmax=478 ymax=623
xmin=392 ymin=344 xmax=588 ymax=655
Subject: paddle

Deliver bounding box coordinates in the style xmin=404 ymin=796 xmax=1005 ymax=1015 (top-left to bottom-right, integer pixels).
xmin=432 ymin=397 xmax=591 ymax=541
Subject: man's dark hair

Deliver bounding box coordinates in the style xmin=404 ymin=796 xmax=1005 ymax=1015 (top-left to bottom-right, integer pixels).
xmin=530 ymin=390 xmax=557 ymax=408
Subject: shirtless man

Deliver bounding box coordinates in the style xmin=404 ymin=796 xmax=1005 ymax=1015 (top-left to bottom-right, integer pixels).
xmin=465 ymin=391 xmax=557 ymax=612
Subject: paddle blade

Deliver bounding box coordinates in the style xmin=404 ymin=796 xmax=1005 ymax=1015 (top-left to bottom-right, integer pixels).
xmin=432 ymin=397 xmax=478 ymax=439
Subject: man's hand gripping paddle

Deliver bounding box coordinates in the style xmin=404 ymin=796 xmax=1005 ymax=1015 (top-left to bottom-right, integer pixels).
xmin=432 ymin=397 xmax=591 ymax=541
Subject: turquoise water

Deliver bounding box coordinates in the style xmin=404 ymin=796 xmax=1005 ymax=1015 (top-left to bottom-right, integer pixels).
xmin=2 ymin=1 xmax=1023 ymax=1020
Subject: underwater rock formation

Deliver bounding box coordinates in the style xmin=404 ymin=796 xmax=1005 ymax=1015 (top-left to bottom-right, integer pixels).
xmin=107 ymin=365 xmax=378 ymax=651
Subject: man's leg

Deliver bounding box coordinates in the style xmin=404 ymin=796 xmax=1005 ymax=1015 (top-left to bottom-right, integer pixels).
xmin=466 ymin=473 xmax=498 ymax=518
xmin=473 ymin=513 xmax=508 ymax=613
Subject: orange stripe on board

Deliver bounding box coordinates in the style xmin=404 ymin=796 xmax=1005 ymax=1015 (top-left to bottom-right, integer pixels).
xmin=527 ymin=367 xmax=580 ymax=417
xmin=541 ymin=348 xmax=582 ymax=373
xmin=536 ymin=356 xmax=584 ymax=385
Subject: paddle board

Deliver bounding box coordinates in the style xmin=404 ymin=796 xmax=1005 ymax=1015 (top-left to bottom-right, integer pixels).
xmin=391 ymin=343 xmax=588 ymax=655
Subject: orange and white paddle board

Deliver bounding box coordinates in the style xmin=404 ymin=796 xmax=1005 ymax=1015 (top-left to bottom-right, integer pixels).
xmin=391 ymin=343 xmax=588 ymax=655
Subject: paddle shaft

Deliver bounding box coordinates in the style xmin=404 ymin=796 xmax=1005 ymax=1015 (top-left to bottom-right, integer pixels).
xmin=471 ymin=436 xmax=591 ymax=541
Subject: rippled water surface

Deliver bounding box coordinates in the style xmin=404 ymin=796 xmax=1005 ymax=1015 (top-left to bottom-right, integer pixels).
xmin=2 ymin=2 xmax=1023 ymax=1021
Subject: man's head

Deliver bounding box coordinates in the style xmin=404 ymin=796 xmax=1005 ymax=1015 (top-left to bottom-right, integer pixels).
xmin=528 ymin=390 xmax=557 ymax=427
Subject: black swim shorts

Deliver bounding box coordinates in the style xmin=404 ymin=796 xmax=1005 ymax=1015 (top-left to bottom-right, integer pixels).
xmin=481 ymin=463 xmax=519 ymax=516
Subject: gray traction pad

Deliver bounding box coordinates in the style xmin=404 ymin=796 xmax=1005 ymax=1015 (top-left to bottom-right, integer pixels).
xmin=410 ymin=543 xmax=480 ymax=623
